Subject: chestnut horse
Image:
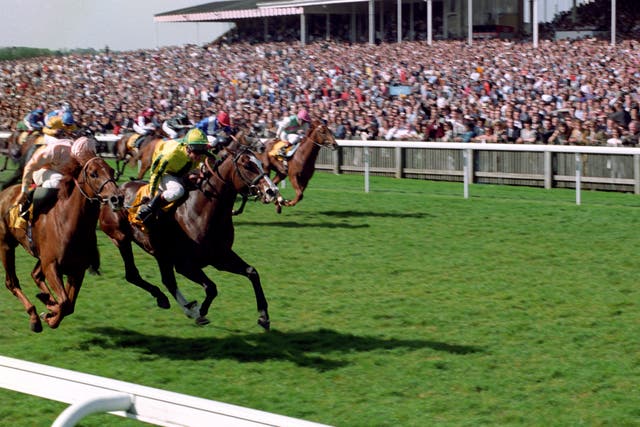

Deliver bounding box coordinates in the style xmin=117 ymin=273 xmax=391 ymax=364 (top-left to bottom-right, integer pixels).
xmin=113 ymin=130 xmax=163 ymax=180
xmin=0 ymin=154 xmax=124 ymax=332
xmin=99 ymin=146 xmax=280 ymax=328
xmin=254 ymin=120 xmax=338 ymax=208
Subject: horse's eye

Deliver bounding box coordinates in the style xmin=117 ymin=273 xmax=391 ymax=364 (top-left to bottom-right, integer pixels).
xmin=90 ymin=171 xmax=98 ymax=178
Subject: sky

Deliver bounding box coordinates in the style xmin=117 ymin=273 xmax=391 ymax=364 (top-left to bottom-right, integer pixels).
xmin=0 ymin=0 xmax=231 ymax=52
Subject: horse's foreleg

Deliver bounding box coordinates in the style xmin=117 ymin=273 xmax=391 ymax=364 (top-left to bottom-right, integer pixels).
xmin=116 ymin=240 xmax=170 ymax=309
xmin=31 ymin=260 xmax=56 ymax=308
xmin=232 ymin=194 xmax=248 ymax=216
xmin=212 ymin=251 xmax=269 ymax=330
xmin=2 ymin=244 xmax=42 ymax=332
xmin=63 ymin=271 xmax=85 ymax=317
xmin=284 ymin=175 xmax=305 ymax=207
xmin=40 ymin=262 xmax=67 ymax=329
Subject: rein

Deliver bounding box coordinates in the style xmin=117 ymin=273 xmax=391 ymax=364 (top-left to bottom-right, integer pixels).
xmin=197 ymin=150 xmax=265 ymax=199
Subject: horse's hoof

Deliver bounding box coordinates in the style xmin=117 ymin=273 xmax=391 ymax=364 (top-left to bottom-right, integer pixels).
xmin=156 ymin=295 xmax=170 ymax=309
xmin=195 ymin=316 xmax=210 ymax=326
xmin=30 ymin=320 xmax=43 ymax=333
xmin=258 ymin=318 xmax=271 ymax=331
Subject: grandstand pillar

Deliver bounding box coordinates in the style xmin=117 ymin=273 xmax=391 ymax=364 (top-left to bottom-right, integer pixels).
xmin=467 ymin=0 xmax=472 ymax=46
xmin=397 ymin=0 xmax=402 ymax=42
xmin=532 ymin=0 xmax=538 ymax=48
xmin=379 ymin=1 xmax=384 ymax=41
xmin=300 ymin=12 xmax=307 ymax=45
xmin=426 ymin=0 xmax=433 ymax=45
xmin=611 ymin=0 xmax=616 ymax=46
xmin=264 ymin=18 xmax=269 ymax=41
xmin=369 ymin=0 xmax=375 ymax=44
xmin=351 ymin=5 xmax=357 ymax=42
xmin=409 ymin=1 xmax=414 ymax=41
xmin=326 ymin=14 xmax=331 ymax=41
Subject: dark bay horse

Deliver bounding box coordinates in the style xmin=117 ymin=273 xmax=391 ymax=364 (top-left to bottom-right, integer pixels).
xmin=99 ymin=146 xmax=280 ymax=328
xmin=0 ymin=155 xmax=124 ymax=332
xmin=113 ymin=131 xmax=163 ymax=180
xmin=253 ymin=120 xmax=338 ymax=208
xmin=0 ymin=131 xmax=43 ymax=190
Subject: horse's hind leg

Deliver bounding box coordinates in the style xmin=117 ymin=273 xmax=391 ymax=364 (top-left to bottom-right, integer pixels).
xmin=213 ymin=251 xmax=270 ymax=330
xmin=156 ymin=259 xmax=199 ymax=319
xmin=174 ymin=262 xmax=218 ymax=326
xmin=1 ymin=244 xmax=42 ymax=332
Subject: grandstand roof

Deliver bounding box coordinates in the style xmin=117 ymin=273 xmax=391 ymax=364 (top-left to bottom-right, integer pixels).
xmin=154 ymin=0 xmax=302 ymax=22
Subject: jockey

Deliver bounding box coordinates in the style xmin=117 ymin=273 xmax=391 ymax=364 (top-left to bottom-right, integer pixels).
xmin=135 ymin=128 xmax=209 ymax=225
xmin=275 ymin=109 xmax=311 ymax=157
xmin=16 ymin=136 xmax=97 ymax=221
xmin=195 ymin=111 xmax=232 ymax=142
xmin=43 ymin=110 xmax=77 ymax=144
xmin=16 ymin=106 xmax=45 ymax=132
xmin=133 ymin=108 xmax=158 ymax=137
xmin=162 ymin=110 xmax=192 ymax=139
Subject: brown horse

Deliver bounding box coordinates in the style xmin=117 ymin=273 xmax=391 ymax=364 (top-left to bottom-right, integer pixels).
xmin=253 ymin=119 xmax=338 ymax=208
xmin=113 ymin=130 xmax=163 ymax=180
xmin=0 ymin=154 xmax=124 ymax=332
xmin=99 ymin=146 xmax=280 ymax=328
xmin=0 ymin=131 xmax=43 ymax=190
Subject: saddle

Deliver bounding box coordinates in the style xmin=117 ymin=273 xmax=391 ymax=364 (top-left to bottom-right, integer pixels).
xmin=129 ymin=184 xmax=179 ymax=233
xmin=9 ymin=187 xmax=59 ymax=233
xmin=269 ymin=140 xmax=294 ymax=160
xmin=126 ymin=134 xmax=142 ymax=151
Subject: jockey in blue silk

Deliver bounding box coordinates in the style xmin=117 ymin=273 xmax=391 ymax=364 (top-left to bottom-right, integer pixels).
xmin=195 ymin=111 xmax=232 ymax=141
xmin=135 ymin=128 xmax=210 ymax=225
xmin=17 ymin=106 xmax=45 ymax=132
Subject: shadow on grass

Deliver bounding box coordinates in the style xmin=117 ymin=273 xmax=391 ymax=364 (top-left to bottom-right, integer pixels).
xmin=83 ymin=327 xmax=482 ymax=372
xmin=320 ymin=210 xmax=431 ymax=219
xmin=237 ymin=221 xmax=370 ymax=229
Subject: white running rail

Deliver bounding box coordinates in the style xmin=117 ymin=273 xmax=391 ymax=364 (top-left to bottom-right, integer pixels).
xmin=0 ymin=355 xmax=333 ymax=427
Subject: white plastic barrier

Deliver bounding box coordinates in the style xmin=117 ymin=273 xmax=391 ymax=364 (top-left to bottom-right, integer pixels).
xmin=0 ymin=355 xmax=333 ymax=427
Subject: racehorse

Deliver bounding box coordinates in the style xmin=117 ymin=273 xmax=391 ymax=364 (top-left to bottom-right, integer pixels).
xmin=113 ymin=130 xmax=163 ymax=180
xmin=254 ymin=119 xmax=338 ymax=208
xmin=99 ymin=146 xmax=280 ymax=328
xmin=0 ymin=154 xmax=124 ymax=332
xmin=0 ymin=131 xmax=42 ymax=190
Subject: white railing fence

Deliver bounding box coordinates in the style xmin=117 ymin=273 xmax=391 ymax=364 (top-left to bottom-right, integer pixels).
xmin=2 ymin=131 xmax=639 ymax=205
xmin=0 ymin=355 xmax=332 ymax=427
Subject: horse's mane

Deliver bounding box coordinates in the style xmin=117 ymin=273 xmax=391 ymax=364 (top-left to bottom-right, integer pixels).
xmin=57 ymin=161 xmax=83 ymax=201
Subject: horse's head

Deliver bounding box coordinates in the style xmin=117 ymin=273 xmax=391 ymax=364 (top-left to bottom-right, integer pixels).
xmin=229 ymin=130 xmax=266 ymax=154
xmin=309 ymin=120 xmax=339 ymax=151
xmin=206 ymin=147 xmax=279 ymax=205
xmin=76 ymin=156 xmax=125 ymax=211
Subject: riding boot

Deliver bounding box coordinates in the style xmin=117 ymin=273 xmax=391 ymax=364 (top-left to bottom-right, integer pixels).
xmin=136 ymin=195 xmax=165 ymax=224
xmin=19 ymin=189 xmax=35 ymax=220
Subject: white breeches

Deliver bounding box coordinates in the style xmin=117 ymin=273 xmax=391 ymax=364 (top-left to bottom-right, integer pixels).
xmin=158 ymin=175 xmax=185 ymax=202
xmin=133 ymin=123 xmax=154 ymax=135
xmin=33 ymin=169 xmax=64 ymax=189
xmin=162 ymin=122 xmax=178 ymax=139
xmin=43 ymin=134 xmax=61 ymax=145
xmin=285 ymin=133 xmax=301 ymax=145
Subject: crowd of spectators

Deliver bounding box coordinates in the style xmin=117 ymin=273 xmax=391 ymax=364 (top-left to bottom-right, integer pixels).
xmin=0 ymin=31 xmax=639 ymax=147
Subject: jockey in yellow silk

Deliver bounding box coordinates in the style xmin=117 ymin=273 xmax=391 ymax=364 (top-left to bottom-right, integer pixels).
xmin=43 ymin=110 xmax=77 ymax=144
xmin=135 ymin=128 xmax=209 ymax=225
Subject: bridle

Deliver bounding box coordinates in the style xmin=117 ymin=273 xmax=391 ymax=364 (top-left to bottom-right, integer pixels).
xmin=74 ymin=157 xmax=119 ymax=204
xmin=199 ymin=149 xmax=267 ymax=198
xmin=308 ymin=124 xmax=337 ymax=149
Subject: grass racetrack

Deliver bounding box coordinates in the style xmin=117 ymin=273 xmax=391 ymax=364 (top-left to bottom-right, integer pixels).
xmin=1 ymin=170 xmax=639 ymax=426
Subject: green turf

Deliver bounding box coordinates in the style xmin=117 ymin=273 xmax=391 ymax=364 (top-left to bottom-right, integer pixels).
xmin=1 ymin=171 xmax=639 ymax=426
